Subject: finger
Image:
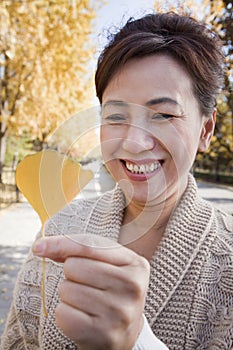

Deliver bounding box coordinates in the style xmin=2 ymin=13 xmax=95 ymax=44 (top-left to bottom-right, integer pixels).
xmin=58 ymin=279 xmax=105 ymax=316
xmin=58 ymin=279 xmax=134 ymax=329
xmin=32 ymin=234 xmax=137 ymax=265
xmin=63 ymin=257 xmax=120 ymax=289
xmin=63 ymin=256 xmax=145 ymax=295
xmin=55 ymin=302 xmax=93 ymax=343
xmin=55 ymin=302 xmax=117 ymax=348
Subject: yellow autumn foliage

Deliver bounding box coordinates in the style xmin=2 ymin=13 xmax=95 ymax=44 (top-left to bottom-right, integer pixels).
xmin=0 ymin=0 xmax=103 ymax=155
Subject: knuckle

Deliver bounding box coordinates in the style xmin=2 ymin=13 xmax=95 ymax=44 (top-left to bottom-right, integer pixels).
xmin=137 ymin=255 xmax=151 ymax=273
xmin=79 ymin=243 xmax=93 ymax=257
xmin=55 ymin=237 xmax=68 ymax=256
xmin=63 ymin=257 xmax=76 ymax=279
xmin=93 ymin=312 xmax=126 ymax=347
xmin=133 ymin=254 xmax=150 ymax=275
xmin=135 ymin=256 xmax=151 ymax=281
xmin=127 ymin=278 xmax=145 ymax=299
xmin=123 ymin=256 xmax=150 ymax=299
xmin=104 ymin=331 xmax=119 ymax=348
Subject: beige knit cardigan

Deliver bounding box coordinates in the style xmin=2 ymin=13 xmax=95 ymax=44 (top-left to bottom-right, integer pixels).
xmin=1 ymin=174 xmax=233 ymax=350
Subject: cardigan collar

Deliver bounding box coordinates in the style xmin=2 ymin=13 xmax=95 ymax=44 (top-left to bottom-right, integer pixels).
xmin=145 ymin=175 xmax=215 ymax=323
xmin=84 ymin=174 xmax=215 ymax=322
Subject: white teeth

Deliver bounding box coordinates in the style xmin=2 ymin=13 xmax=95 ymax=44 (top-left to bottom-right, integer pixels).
xmin=133 ymin=165 xmax=139 ymax=173
xmin=139 ymin=165 xmax=145 ymax=173
xmin=125 ymin=161 xmax=161 ymax=174
xmin=150 ymin=163 xmax=155 ymax=172
xmin=128 ymin=163 xmax=133 ymax=171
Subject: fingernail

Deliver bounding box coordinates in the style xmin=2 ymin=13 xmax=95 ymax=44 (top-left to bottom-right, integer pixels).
xmin=32 ymin=239 xmax=46 ymax=256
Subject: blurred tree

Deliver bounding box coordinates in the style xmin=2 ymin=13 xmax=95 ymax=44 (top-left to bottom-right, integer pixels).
xmin=154 ymin=0 xmax=233 ymax=180
xmin=195 ymin=0 xmax=233 ymax=179
xmin=0 ymin=0 xmax=102 ymax=181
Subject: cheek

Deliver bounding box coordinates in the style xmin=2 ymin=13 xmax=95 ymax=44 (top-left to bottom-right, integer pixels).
xmin=175 ymin=125 xmax=200 ymax=155
xmin=100 ymin=125 xmax=122 ymax=161
xmin=167 ymin=125 xmax=200 ymax=172
xmin=149 ymin=122 xmax=184 ymax=159
xmin=151 ymin=122 xmax=195 ymax=171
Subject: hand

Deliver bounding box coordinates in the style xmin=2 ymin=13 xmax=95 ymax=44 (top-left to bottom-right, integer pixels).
xmin=33 ymin=234 xmax=150 ymax=350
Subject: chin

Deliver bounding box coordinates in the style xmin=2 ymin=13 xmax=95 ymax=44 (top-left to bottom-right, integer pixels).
xmin=119 ymin=177 xmax=169 ymax=207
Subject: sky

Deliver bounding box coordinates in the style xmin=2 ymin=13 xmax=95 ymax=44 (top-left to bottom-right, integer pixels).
xmin=95 ymin=0 xmax=156 ymax=50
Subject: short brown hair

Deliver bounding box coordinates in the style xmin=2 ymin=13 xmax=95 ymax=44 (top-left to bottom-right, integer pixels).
xmin=95 ymin=12 xmax=225 ymax=116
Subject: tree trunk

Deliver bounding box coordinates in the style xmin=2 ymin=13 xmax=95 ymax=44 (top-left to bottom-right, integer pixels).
xmin=0 ymin=122 xmax=7 ymax=184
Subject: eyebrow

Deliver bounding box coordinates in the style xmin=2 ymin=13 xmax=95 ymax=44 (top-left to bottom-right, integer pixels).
xmin=145 ymin=97 xmax=180 ymax=107
xmin=102 ymin=97 xmax=181 ymax=109
xmin=102 ymin=100 xmax=129 ymax=108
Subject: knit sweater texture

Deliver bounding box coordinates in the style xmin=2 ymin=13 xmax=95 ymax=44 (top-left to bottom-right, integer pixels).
xmin=1 ymin=174 xmax=233 ymax=349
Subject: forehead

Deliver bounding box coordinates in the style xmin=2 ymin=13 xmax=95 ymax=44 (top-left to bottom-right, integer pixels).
xmin=102 ymin=54 xmax=194 ymax=107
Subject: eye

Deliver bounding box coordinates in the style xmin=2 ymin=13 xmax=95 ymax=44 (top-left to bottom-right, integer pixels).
xmin=151 ymin=113 xmax=174 ymax=121
xmin=103 ymin=114 xmax=127 ymax=124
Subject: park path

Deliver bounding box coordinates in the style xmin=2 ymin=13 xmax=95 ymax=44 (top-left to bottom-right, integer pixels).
xmin=0 ymin=170 xmax=232 ymax=337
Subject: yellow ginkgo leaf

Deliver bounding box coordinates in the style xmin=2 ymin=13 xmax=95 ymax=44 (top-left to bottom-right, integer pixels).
xmin=16 ymin=149 xmax=93 ymax=224
xmin=15 ymin=149 xmax=94 ymax=317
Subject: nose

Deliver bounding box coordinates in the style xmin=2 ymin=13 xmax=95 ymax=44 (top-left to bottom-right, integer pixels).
xmin=122 ymin=124 xmax=155 ymax=154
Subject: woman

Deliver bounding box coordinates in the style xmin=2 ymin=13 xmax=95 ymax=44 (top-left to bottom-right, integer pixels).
xmin=1 ymin=12 xmax=233 ymax=350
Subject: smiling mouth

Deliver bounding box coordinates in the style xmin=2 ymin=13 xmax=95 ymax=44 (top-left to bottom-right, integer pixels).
xmin=121 ymin=160 xmax=163 ymax=175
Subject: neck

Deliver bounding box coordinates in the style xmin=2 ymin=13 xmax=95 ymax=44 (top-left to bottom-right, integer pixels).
xmin=119 ymin=177 xmax=188 ymax=260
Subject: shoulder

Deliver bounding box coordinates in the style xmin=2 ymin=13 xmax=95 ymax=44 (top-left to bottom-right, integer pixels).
xmin=205 ymin=208 xmax=233 ymax=295
xmin=214 ymin=207 xmax=233 ymax=251
xmin=187 ymin=207 xmax=233 ymax=348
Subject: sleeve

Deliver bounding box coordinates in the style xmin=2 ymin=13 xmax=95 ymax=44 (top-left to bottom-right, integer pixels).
xmin=0 ymin=250 xmax=42 ymax=350
xmin=133 ymin=315 xmax=169 ymax=350
xmin=0 ymin=303 xmax=26 ymax=350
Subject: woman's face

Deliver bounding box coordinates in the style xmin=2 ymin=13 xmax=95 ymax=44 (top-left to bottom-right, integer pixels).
xmin=100 ymin=54 xmax=213 ymax=206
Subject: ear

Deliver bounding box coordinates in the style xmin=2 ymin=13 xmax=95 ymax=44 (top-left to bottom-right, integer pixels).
xmin=198 ymin=109 xmax=216 ymax=152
